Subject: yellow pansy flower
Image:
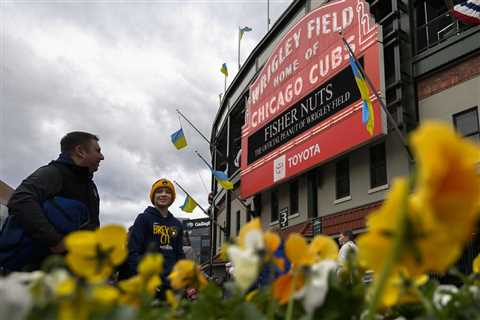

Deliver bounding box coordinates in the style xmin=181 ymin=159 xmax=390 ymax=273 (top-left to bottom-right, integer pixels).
xmin=410 ymin=121 xmax=480 ymax=243
xmin=274 ymin=233 xmax=338 ymax=305
xmin=65 ymin=225 xmax=127 ymax=283
xmin=272 ymin=272 xmax=305 ymax=305
xmin=380 ymin=271 xmax=428 ymax=308
xmin=118 ymin=276 xmax=142 ymax=296
xmin=55 ymin=277 xmax=76 ymax=298
xmin=91 ymin=285 xmax=120 ymax=306
xmin=285 ymin=233 xmax=314 ymax=267
xmin=263 ymin=231 xmax=281 ymax=256
xmin=146 ymin=275 xmax=162 ymax=294
xmin=138 ymin=253 xmax=164 ymax=279
xmin=118 ymin=274 xmax=158 ymax=307
xmin=169 ymin=259 xmax=207 ymax=290
xmin=473 ymin=254 xmax=480 ymax=274
xmin=166 ymin=289 xmax=179 ymax=309
xmin=358 ymin=178 xmax=463 ymax=275
xmin=245 ymin=289 xmax=258 ymax=302
xmin=308 ymin=235 xmax=338 ymax=261
xmin=58 ymin=299 xmax=89 ymax=320
xmin=285 ymin=233 xmax=338 ymax=268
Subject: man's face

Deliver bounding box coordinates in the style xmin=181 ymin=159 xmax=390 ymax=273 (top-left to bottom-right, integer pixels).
xmin=78 ymin=139 xmax=104 ymax=172
xmin=154 ymin=187 xmax=173 ymax=208
xmin=339 ymin=233 xmax=346 ymax=245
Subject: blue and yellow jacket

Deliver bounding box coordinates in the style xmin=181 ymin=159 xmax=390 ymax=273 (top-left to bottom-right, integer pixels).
xmin=126 ymin=206 xmax=185 ymax=282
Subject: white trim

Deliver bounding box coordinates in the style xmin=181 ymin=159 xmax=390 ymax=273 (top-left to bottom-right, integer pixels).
xmin=368 ymin=184 xmax=389 ymax=194
xmin=289 ymin=213 xmax=300 ymax=219
xmin=334 ymin=195 xmax=352 ymax=204
xmin=269 ymin=220 xmax=279 ymax=226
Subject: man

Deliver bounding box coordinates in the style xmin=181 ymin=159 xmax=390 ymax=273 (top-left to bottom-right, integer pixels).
xmin=126 ymin=178 xmax=185 ymax=282
xmin=8 ymin=131 xmax=104 ymax=255
xmin=338 ymin=230 xmax=357 ymax=265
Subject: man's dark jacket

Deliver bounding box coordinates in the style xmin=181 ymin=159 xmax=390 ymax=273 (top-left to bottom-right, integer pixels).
xmin=126 ymin=206 xmax=185 ymax=281
xmin=7 ymin=153 xmax=100 ymax=247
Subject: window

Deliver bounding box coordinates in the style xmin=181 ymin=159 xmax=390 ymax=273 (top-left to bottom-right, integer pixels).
xmin=236 ymin=210 xmax=241 ymax=235
xmin=335 ymin=158 xmax=350 ymax=199
xmin=218 ymin=227 xmax=222 ymax=249
xmin=289 ymin=180 xmax=299 ymax=215
xmin=415 ymin=0 xmax=471 ymax=53
xmin=271 ymin=189 xmax=279 ymax=222
xmin=453 ymin=107 xmax=480 ymax=141
xmin=370 ymin=142 xmax=388 ymax=188
xmin=308 ymin=170 xmax=318 ymax=218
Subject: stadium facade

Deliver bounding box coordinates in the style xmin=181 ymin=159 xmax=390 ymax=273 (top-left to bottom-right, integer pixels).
xmin=208 ymin=0 xmax=479 ymax=270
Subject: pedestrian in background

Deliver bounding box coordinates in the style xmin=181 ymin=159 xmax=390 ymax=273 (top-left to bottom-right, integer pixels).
xmin=338 ymin=230 xmax=357 ymax=265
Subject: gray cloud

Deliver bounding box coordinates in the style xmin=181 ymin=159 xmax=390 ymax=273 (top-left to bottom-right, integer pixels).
xmin=0 ymin=0 xmax=290 ymax=226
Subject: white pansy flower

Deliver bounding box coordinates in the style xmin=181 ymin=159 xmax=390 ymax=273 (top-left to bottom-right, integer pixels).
xmin=227 ymin=245 xmax=260 ymax=292
xmin=0 ymin=274 xmax=34 ymax=320
xmin=244 ymin=229 xmax=264 ymax=251
xmin=433 ymin=285 xmax=458 ymax=309
xmin=302 ymin=260 xmax=338 ymax=313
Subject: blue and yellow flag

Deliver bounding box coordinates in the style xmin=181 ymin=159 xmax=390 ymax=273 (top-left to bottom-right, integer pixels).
xmin=239 ymin=26 xmax=252 ymax=41
xmin=349 ymin=55 xmax=374 ymax=136
xmin=212 ymin=170 xmax=233 ymax=190
xmin=180 ymin=195 xmax=197 ymax=213
xmin=220 ymin=63 xmax=229 ymax=77
xmin=170 ymin=128 xmax=187 ymax=150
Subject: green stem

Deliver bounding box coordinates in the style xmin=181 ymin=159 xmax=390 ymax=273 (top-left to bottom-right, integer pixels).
xmin=412 ymin=285 xmax=437 ymax=317
xmin=366 ymin=179 xmax=412 ymax=319
xmin=285 ymin=272 xmax=297 ymax=320
xmin=267 ymin=264 xmax=275 ymax=320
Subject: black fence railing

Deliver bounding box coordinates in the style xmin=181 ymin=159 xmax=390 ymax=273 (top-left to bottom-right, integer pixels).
xmin=416 ymin=10 xmax=474 ymax=53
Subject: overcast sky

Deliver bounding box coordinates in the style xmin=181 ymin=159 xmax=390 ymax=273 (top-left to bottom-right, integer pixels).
xmin=0 ymin=0 xmax=291 ymax=226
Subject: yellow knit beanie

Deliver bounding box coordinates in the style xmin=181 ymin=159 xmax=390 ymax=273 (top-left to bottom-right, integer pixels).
xmin=149 ymin=178 xmax=176 ymax=205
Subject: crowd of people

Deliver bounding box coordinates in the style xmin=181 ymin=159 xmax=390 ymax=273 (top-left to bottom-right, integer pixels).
xmin=0 ymin=130 xmax=359 ymax=299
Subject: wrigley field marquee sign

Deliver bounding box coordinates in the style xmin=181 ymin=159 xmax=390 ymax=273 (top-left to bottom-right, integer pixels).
xmin=240 ymin=0 xmax=387 ymax=198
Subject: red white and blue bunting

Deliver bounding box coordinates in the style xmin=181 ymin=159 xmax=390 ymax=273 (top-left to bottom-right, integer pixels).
xmin=452 ymin=0 xmax=480 ymax=25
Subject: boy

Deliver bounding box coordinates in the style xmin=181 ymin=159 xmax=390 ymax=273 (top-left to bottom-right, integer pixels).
xmin=125 ymin=179 xmax=185 ymax=282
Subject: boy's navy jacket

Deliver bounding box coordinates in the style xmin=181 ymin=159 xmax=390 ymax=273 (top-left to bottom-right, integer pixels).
xmin=126 ymin=206 xmax=185 ymax=281
xmin=0 ymin=197 xmax=89 ymax=272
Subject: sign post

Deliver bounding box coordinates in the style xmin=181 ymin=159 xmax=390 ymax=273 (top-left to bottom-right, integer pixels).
xmin=313 ymin=217 xmax=322 ymax=235
xmin=280 ymin=207 xmax=289 ymax=230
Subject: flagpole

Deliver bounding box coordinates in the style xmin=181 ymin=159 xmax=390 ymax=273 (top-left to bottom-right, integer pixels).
xmin=194 ymin=150 xmax=213 ymax=170
xmin=339 ymin=33 xmax=414 ymax=163
xmin=224 ymin=75 xmax=227 ymax=96
xmin=195 ymin=150 xmax=250 ymax=211
xmin=267 ymin=0 xmax=270 ymax=31
xmin=238 ymin=27 xmax=241 ymax=69
xmin=176 ymin=108 xmax=225 ymax=158
xmin=173 ymin=180 xmax=226 ymax=233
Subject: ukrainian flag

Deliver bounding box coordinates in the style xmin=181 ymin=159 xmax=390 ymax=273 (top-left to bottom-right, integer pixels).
xmin=239 ymin=26 xmax=252 ymax=41
xmin=213 ymin=170 xmax=233 ymax=190
xmin=220 ymin=63 xmax=229 ymax=77
xmin=349 ymin=55 xmax=374 ymax=136
xmin=170 ymin=128 xmax=187 ymax=150
xmin=180 ymin=195 xmax=197 ymax=213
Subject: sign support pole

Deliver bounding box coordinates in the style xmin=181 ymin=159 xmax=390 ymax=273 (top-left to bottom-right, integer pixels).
xmin=174 ymin=180 xmax=226 ymax=233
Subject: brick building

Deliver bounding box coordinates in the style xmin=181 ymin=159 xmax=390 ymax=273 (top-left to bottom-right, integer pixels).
xmin=208 ymin=0 xmax=479 ymax=271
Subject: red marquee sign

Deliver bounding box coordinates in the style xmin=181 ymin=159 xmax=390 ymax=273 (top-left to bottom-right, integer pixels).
xmin=240 ymin=0 xmax=386 ymax=199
